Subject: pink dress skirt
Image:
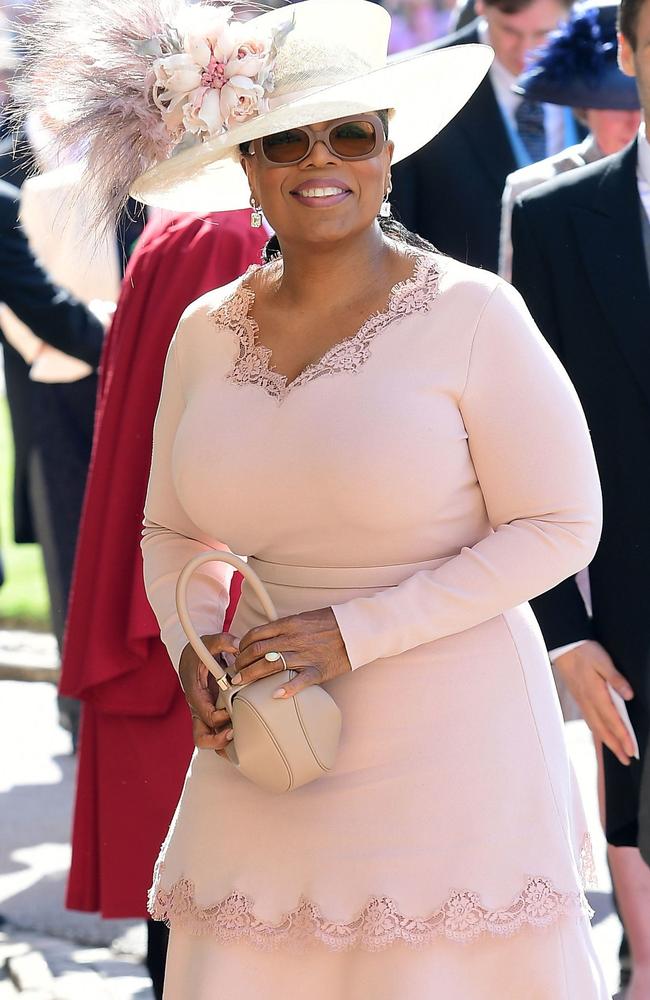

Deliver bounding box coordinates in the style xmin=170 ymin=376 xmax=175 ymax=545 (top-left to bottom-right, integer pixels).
xmin=152 ymin=560 xmax=607 ymax=1000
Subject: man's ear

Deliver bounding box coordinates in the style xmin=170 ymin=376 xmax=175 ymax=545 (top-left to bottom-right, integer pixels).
xmin=618 ymin=31 xmax=637 ymax=78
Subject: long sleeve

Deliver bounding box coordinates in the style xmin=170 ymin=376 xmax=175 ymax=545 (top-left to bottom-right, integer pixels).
xmin=332 ymin=281 xmax=602 ymax=670
xmin=0 ymin=182 xmax=104 ymax=367
xmin=142 ymin=333 xmax=234 ymax=671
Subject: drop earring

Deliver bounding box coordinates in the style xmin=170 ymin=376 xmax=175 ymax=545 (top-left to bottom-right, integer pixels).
xmin=250 ymin=197 xmax=263 ymax=229
xmin=379 ymin=186 xmax=392 ymax=219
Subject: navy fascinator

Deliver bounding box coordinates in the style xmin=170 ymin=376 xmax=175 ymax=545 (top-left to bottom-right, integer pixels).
xmin=514 ymin=2 xmax=639 ymax=110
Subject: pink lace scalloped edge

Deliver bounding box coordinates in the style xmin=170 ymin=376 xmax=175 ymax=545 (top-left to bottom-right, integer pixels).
xmin=210 ymin=249 xmax=441 ymax=403
xmin=580 ymin=832 xmax=598 ymax=891
xmin=148 ymin=834 xmax=596 ymax=952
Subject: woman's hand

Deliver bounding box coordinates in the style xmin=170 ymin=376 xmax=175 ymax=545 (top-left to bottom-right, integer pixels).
xmin=232 ymin=608 xmax=352 ymax=699
xmin=553 ymin=640 xmax=636 ymax=766
xmin=178 ymin=633 xmax=239 ymax=752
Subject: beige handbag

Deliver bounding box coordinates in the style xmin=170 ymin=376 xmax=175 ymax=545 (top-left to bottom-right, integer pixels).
xmin=176 ymin=552 xmax=342 ymax=794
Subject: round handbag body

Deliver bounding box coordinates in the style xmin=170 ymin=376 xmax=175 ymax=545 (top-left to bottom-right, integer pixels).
xmin=218 ymin=671 xmax=342 ymax=794
xmin=176 ymin=550 xmax=343 ymax=795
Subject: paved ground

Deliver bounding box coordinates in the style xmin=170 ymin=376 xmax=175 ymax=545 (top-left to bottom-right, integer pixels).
xmin=0 ymin=678 xmax=154 ymax=999
xmin=0 ymin=633 xmax=628 ymax=998
xmin=0 ymin=631 xmax=59 ymax=684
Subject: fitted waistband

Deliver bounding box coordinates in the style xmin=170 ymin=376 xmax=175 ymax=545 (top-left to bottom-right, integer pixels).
xmin=247 ymin=555 xmax=453 ymax=590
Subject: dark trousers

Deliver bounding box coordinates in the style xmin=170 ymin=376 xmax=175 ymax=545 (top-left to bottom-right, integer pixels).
xmin=30 ymin=375 xmax=97 ymax=747
xmin=147 ymin=919 xmax=169 ymax=1000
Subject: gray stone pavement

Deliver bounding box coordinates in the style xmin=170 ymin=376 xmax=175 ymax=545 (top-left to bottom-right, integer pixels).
xmin=0 ymin=678 xmax=154 ymax=999
xmin=0 ymin=632 xmax=628 ymax=998
xmin=0 ymin=631 xmax=59 ymax=684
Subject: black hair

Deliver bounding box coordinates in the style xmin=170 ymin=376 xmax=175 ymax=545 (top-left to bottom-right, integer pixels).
xmin=239 ymin=109 xmax=437 ymax=262
xmin=619 ymin=0 xmax=645 ymax=47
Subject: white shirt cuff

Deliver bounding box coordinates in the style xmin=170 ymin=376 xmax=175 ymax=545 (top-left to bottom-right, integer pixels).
xmin=549 ymin=639 xmax=588 ymax=663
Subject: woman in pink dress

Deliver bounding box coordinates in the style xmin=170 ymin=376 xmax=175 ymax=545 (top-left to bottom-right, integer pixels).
xmin=22 ymin=0 xmax=612 ymax=996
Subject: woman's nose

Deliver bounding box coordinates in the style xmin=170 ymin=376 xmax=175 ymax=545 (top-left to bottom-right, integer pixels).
xmin=304 ymin=139 xmax=340 ymax=167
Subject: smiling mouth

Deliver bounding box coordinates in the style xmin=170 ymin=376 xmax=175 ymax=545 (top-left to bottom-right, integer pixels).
xmin=290 ymin=185 xmax=352 ymax=205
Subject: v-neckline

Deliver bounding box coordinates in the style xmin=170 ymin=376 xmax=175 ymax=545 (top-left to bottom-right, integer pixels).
xmin=212 ymin=248 xmax=441 ymax=404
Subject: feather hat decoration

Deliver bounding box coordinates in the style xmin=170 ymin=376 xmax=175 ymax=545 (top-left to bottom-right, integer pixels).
xmin=15 ymin=0 xmax=290 ymax=224
xmin=514 ymin=2 xmax=640 ymax=110
xmin=15 ymin=0 xmax=493 ymax=218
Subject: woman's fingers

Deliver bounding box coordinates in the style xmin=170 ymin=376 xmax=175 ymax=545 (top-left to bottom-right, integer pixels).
xmin=232 ymin=649 xmax=302 ymax=688
xmin=203 ymin=632 xmax=241 ymax=658
xmin=191 ymin=712 xmax=233 ymax=752
xmin=189 ymin=683 xmax=228 ymax=727
xmin=235 ymin=632 xmax=287 ymax=673
xmin=238 ymin=620 xmax=285 ymax=655
xmin=272 ymin=665 xmax=322 ymax=699
xmin=178 ymin=633 xmax=241 ymax=739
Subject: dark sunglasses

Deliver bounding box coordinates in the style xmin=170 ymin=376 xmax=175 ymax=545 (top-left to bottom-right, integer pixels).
xmin=247 ymin=114 xmax=387 ymax=167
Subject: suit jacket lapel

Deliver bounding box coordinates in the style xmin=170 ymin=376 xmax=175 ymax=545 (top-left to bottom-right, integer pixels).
xmin=571 ymin=142 xmax=650 ymax=406
xmin=456 ymin=74 xmax=517 ymax=189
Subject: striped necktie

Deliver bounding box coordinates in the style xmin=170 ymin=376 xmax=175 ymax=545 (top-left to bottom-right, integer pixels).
xmin=514 ymin=99 xmax=547 ymax=163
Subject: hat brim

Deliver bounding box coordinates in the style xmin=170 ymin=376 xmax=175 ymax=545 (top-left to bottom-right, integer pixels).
xmin=513 ymin=66 xmax=640 ymax=111
xmin=129 ymin=43 xmax=493 ymax=213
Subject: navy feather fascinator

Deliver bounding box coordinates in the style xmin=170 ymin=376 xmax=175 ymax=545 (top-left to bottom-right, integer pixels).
xmin=514 ymin=2 xmax=639 ymax=110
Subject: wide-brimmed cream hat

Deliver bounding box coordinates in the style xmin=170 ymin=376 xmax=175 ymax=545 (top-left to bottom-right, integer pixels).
xmin=19 ymin=0 xmax=492 ymax=219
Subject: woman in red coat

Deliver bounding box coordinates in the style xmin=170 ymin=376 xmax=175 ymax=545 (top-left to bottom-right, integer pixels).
xmin=60 ymin=209 xmax=267 ymax=997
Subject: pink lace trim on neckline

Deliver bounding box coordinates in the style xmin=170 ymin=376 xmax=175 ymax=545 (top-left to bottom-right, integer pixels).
xmin=148 ymin=835 xmax=596 ymax=952
xmin=209 ymin=249 xmax=440 ymax=403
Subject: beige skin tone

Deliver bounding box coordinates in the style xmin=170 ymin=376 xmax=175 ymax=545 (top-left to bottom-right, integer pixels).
xmin=179 ymin=114 xmax=421 ymax=754
xmin=584 ymin=107 xmax=641 ymax=156
xmin=476 ymin=0 xmax=569 ymax=77
xmin=555 ymin=641 xmax=637 ymax=767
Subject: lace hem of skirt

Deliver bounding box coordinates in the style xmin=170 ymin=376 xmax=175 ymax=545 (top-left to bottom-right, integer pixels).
xmin=579 ymin=832 xmax=597 ymax=891
xmin=149 ymin=850 xmax=595 ymax=951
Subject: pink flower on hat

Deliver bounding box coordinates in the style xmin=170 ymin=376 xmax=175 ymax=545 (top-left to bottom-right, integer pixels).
xmin=221 ymin=75 xmax=266 ymax=127
xmin=183 ymin=87 xmax=225 ymax=136
xmin=151 ymin=6 xmax=274 ymax=142
xmin=227 ymin=37 xmax=269 ymax=79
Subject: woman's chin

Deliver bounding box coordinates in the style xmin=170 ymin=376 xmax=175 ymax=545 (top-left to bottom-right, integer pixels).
xmin=283 ymin=219 xmax=378 ymax=249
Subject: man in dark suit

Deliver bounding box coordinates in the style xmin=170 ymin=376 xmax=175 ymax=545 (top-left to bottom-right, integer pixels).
xmin=0 ymin=177 xmax=104 ymax=583
xmin=391 ymin=0 xmax=576 ymax=271
xmin=0 ymin=180 xmax=103 ymax=362
xmin=511 ymin=0 xmax=650 ymax=985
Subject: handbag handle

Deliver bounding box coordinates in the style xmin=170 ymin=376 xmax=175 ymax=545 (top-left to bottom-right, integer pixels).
xmin=176 ymin=552 xmax=279 ymax=693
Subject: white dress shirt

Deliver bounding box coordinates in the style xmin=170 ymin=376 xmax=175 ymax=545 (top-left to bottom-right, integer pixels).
xmin=479 ymin=19 xmax=567 ymax=158
xmin=637 ymin=120 xmax=650 ymax=220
